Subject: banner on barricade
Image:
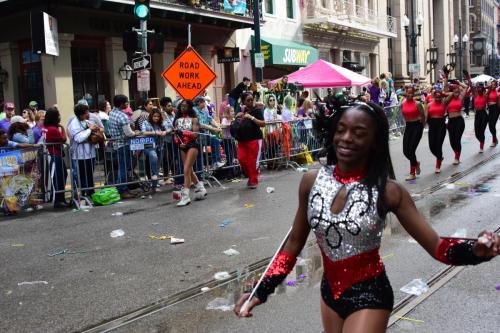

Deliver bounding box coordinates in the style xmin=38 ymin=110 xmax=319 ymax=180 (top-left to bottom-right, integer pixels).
xmin=129 ymin=137 xmax=155 ymax=151
xmin=0 ymin=147 xmax=40 ymax=212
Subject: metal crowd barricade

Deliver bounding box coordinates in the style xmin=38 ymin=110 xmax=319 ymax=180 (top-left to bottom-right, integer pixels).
xmin=68 ymin=118 xmax=326 ymax=206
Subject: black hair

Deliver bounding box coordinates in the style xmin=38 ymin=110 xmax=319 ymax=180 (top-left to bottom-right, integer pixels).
xmin=8 ymin=122 xmax=29 ymax=139
xmin=160 ymin=97 xmax=172 ymax=107
xmin=240 ymin=91 xmax=253 ymax=102
xmin=113 ymin=95 xmax=128 ymax=108
xmin=74 ymin=103 xmax=89 ymax=118
xmin=98 ymin=100 xmax=109 ymax=111
xmin=44 ymin=107 xmax=61 ymax=127
xmin=314 ymin=101 xmax=395 ymax=217
xmin=174 ymin=99 xmax=197 ymax=124
xmin=243 ymin=76 xmax=250 ymax=82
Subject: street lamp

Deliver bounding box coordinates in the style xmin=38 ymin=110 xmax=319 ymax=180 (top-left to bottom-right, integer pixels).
xmin=118 ymin=62 xmax=133 ymax=80
xmin=454 ymin=33 xmax=469 ymax=80
xmin=402 ymin=6 xmax=424 ymax=75
xmin=426 ymin=40 xmax=439 ymax=82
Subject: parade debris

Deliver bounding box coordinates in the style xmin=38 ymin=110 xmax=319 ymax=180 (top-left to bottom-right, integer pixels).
xmin=286 ymin=280 xmax=297 ymax=287
xmin=5 ymin=290 xmax=12 ymax=295
xmin=408 ymin=238 xmax=418 ymax=244
xmin=11 ymin=244 xmax=24 ymax=247
xmin=110 ymin=229 xmax=125 ymax=238
xmin=223 ymin=248 xmax=240 ymax=256
xmin=149 ymin=234 xmax=173 ymax=240
xmin=400 ymin=278 xmax=428 ymax=296
xmin=476 ymin=186 xmax=490 ymax=193
xmin=266 ymin=187 xmax=275 ymax=193
xmin=243 ymin=203 xmax=255 ymax=208
xmin=201 ymin=287 xmax=210 ymax=292
xmin=296 ymin=167 xmax=308 ymax=172
xmin=252 ymin=236 xmax=270 ymax=241
xmin=206 ymin=297 xmax=234 ymax=311
xmin=452 ymin=228 xmax=467 ymax=238
xmin=47 ymin=249 xmax=87 ymax=257
xmin=495 ymin=284 xmax=500 ymax=291
xmin=213 ymin=271 xmax=231 ymax=280
xmin=445 ymin=183 xmax=455 ymax=190
xmin=170 ymin=237 xmax=184 ymax=244
xmin=18 ymin=281 xmax=48 ymax=286
xmin=111 ymin=212 xmax=123 ymax=216
xmin=219 ymin=219 xmax=233 ymax=228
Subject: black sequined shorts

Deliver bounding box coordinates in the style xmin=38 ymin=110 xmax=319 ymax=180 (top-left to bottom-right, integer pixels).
xmin=321 ymin=271 xmax=394 ymax=319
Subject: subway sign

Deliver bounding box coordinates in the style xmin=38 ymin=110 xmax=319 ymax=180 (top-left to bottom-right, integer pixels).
xmin=254 ymin=37 xmax=318 ymax=66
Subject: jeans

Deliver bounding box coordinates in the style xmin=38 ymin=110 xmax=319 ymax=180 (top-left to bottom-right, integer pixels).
xmin=72 ymin=158 xmax=96 ymax=197
xmin=116 ymin=146 xmax=132 ymax=194
xmin=144 ymin=148 xmax=159 ymax=187
xmin=49 ymin=155 xmax=68 ymax=203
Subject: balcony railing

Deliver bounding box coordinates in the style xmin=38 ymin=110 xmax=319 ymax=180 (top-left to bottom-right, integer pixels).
xmin=151 ymin=0 xmax=258 ymax=20
xmin=305 ymin=0 xmax=397 ymax=38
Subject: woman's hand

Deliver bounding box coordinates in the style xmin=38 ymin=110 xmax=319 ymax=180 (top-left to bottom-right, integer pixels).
xmin=473 ymin=231 xmax=500 ymax=257
xmin=243 ymin=113 xmax=254 ymax=120
xmin=233 ymin=293 xmax=262 ymax=318
xmin=235 ymin=112 xmax=244 ymax=119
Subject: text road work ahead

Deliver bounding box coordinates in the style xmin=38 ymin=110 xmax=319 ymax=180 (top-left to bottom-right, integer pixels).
xmin=177 ymin=62 xmax=202 ymax=89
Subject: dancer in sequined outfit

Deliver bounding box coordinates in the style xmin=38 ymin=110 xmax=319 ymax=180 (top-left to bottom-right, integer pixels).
xmin=235 ymin=102 xmax=500 ymax=332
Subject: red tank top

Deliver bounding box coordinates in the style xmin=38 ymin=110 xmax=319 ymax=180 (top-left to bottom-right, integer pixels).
xmin=447 ymin=97 xmax=462 ymax=114
xmin=402 ymin=99 xmax=420 ymax=120
xmin=425 ymin=94 xmax=433 ymax=104
xmin=488 ymin=90 xmax=498 ymax=104
xmin=474 ymin=94 xmax=487 ymax=109
xmin=428 ymin=101 xmax=446 ymax=118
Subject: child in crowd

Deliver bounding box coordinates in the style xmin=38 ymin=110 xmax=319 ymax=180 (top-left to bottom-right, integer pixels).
xmin=221 ymin=105 xmax=237 ymax=165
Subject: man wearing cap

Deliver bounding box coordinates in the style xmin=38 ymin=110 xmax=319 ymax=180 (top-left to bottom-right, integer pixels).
xmin=29 ymin=101 xmax=38 ymax=112
xmin=0 ymin=102 xmax=15 ymax=132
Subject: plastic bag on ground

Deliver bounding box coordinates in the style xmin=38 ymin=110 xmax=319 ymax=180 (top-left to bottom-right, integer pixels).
xmin=110 ymin=229 xmax=125 ymax=238
xmin=223 ymin=248 xmax=240 ymax=256
xmin=214 ymin=271 xmax=231 ymax=280
xmin=400 ymin=278 xmax=428 ymax=296
xmin=206 ymin=297 xmax=234 ymax=311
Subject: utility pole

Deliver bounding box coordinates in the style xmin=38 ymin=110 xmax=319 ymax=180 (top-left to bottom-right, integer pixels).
xmin=253 ymin=0 xmax=263 ymax=82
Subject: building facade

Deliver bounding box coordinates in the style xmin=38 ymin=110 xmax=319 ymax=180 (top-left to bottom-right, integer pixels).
xmin=0 ymin=0 xmax=256 ymax=122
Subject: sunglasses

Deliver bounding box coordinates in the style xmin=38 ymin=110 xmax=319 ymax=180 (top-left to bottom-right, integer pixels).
xmin=269 ymin=99 xmax=275 ymax=102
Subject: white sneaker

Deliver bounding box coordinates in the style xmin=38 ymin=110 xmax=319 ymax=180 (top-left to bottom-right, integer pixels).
xmin=194 ymin=181 xmax=207 ymax=200
xmin=176 ymin=188 xmax=191 ymax=207
xmin=151 ymin=175 xmax=158 ymax=181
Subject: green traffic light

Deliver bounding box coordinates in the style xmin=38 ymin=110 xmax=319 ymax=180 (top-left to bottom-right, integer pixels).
xmin=134 ymin=4 xmax=149 ymax=19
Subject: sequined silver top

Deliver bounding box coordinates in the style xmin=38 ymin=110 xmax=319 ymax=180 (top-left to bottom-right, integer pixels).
xmin=307 ymin=166 xmax=384 ymax=262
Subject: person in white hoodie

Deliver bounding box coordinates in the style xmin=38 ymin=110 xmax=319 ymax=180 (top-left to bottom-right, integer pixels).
xmin=67 ymin=103 xmax=102 ymax=197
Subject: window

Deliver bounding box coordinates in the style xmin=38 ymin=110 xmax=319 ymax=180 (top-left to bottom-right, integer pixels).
xmin=265 ymin=0 xmax=274 ymax=15
xmin=286 ymin=0 xmax=294 ymax=19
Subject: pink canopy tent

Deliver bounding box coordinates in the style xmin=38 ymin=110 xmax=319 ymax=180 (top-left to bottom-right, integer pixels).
xmin=269 ymin=59 xmax=371 ymax=88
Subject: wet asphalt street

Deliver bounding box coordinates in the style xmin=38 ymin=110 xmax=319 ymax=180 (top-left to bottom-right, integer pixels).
xmin=0 ymin=116 xmax=499 ymax=333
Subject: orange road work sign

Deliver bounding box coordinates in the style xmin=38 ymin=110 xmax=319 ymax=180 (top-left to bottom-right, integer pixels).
xmin=162 ymin=47 xmax=217 ymax=100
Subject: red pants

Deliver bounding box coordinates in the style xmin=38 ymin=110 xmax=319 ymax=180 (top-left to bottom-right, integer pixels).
xmin=238 ymin=139 xmax=259 ymax=185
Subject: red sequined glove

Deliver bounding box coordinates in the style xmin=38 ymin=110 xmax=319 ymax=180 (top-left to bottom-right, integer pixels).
xmin=255 ymin=251 xmax=296 ymax=303
xmin=435 ymin=237 xmax=493 ymax=265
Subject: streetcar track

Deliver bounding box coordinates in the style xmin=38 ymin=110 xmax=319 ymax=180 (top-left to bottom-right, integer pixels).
xmin=79 ymin=152 xmax=500 ymax=333
xmin=388 ymin=225 xmax=500 ymax=327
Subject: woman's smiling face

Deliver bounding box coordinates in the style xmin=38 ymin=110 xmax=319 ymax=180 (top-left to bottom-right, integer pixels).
xmin=333 ymin=108 xmax=376 ymax=166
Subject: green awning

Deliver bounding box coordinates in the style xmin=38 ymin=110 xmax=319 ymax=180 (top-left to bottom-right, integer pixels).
xmin=253 ymin=37 xmax=318 ymax=66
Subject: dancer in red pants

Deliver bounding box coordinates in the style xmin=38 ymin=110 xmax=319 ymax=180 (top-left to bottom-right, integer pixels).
xmin=234 ymin=92 xmax=265 ymax=188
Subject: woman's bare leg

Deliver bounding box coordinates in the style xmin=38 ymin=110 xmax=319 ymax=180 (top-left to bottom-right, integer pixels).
xmin=342 ymin=309 xmax=390 ymax=333
xmin=320 ymin=298 xmax=344 ymax=333
xmin=182 ymin=148 xmax=198 ymax=188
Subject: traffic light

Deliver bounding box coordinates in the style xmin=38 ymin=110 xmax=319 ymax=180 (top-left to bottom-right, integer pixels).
xmin=134 ymin=0 xmax=150 ymax=20
xmin=147 ymin=32 xmax=164 ymax=54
